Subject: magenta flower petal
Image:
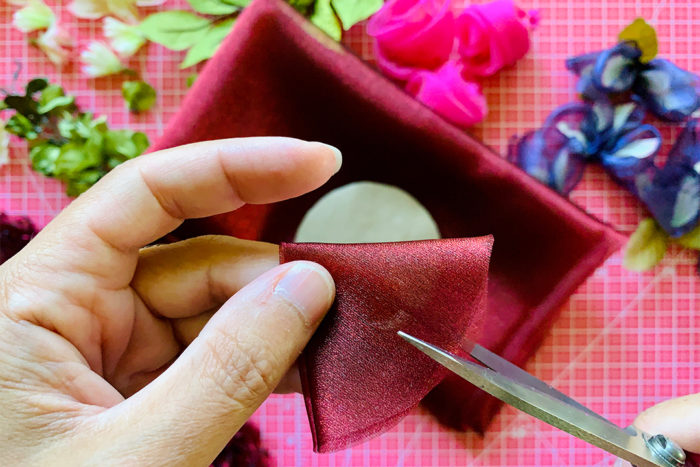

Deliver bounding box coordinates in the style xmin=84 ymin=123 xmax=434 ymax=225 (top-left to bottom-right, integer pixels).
xmin=372 ymin=43 xmax=423 ymax=81
xmin=368 ymin=0 xmax=455 ymax=81
xmin=406 ymin=60 xmax=487 ymax=128
xmin=456 ymin=0 xmax=536 ymax=77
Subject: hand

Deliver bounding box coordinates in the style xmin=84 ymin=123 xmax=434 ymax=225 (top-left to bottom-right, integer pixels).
xmin=0 ymin=138 xmax=341 ymax=466
xmin=635 ymin=394 xmax=700 ymax=455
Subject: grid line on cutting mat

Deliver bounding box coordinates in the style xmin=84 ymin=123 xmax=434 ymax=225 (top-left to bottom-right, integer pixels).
xmin=0 ymin=0 xmax=699 ymax=466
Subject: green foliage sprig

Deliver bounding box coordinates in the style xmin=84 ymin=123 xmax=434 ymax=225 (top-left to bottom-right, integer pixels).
xmin=1 ymin=78 xmax=149 ymax=197
xmin=139 ymin=0 xmax=383 ymax=69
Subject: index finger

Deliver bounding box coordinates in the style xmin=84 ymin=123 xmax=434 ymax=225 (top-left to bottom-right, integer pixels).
xmin=31 ymin=137 xmax=341 ymax=284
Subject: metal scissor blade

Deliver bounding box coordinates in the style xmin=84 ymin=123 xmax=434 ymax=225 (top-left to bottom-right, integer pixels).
xmin=466 ymin=341 xmax=615 ymax=425
xmin=398 ymin=331 xmax=665 ymax=467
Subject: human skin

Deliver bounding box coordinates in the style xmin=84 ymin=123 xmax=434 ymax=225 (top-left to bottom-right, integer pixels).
xmin=635 ymin=394 xmax=700 ymax=454
xmin=0 ymin=135 xmax=694 ymax=465
xmin=0 ymin=137 xmax=340 ymax=466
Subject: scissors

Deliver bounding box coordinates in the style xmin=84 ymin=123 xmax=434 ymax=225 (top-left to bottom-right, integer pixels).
xmin=398 ymin=331 xmax=698 ymax=467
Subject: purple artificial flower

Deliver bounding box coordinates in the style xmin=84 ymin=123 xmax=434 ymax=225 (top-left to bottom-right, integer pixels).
xmin=508 ymin=100 xmax=661 ymax=195
xmin=635 ymin=119 xmax=700 ymax=237
xmin=566 ymin=42 xmax=700 ymax=122
xmin=634 ymin=59 xmax=700 ymax=122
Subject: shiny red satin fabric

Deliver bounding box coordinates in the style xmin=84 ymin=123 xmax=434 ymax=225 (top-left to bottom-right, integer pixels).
xmin=150 ymin=0 xmax=625 ymax=451
xmin=280 ymin=238 xmax=493 ymax=452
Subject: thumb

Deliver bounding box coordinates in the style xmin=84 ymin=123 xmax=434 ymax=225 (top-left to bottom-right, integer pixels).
xmin=100 ymin=261 xmax=335 ymax=466
xmin=634 ymin=393 xmax=700 ymax=454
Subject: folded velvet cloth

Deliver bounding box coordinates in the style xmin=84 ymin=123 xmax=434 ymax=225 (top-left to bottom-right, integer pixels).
xmin=280 ymin=238 xmax=492 ymax=452
xmin=151 ymin=0 xmax=625 ymax=450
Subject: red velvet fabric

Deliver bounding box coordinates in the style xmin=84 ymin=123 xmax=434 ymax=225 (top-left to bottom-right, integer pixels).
xmin=151 ymin=0 xmax=625 ymax=448
xmin=280 ymin=238 xmax=493 ymax=452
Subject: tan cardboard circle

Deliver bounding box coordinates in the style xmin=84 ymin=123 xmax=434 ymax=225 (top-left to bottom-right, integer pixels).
xmin=294 ymin=181 xmax=441 ymax=243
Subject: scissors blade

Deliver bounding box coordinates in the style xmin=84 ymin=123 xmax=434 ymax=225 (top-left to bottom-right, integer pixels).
xmin=466 ymin=341 xmax=615 ymax=425
xmin=398 ymin=331 xmax=665 ymax=467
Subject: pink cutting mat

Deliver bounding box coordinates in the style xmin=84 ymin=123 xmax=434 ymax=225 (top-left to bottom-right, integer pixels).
xmin=1 ymin=1 xmax=699 ymax=466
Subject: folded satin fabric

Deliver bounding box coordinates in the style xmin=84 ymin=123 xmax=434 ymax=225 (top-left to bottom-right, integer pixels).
xmin=151 ymin=0 xmax=625 ymax=448
xmin=280 ymin=238 xmax=492 ymax=452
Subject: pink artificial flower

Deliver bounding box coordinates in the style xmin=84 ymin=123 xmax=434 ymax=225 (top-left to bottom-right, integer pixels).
xmin=36 ymin=22 xmax=74 ymax=67
xmin=367 ymin=0 xmax=455 ymax=81
xmin=456 ymin=0 xmax=538 ymax=77
xmin=406 ymin=60 xmax=487 ymax=128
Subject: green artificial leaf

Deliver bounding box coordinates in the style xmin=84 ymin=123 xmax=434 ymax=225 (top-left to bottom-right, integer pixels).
xmin=4 ymin=95 xmax=40 ymax=119
xmin=8 ymin=78 xmax=152 ymax=197
xmin=287 ymin=0 xmax=315 ymax=14
xmin=220 ymin=0 xmax=250 ymax=6
xmin=38 ymin=96 xmax=74 ymax=114
xmin=54 ymin=141 xmax=102 ymax=177
xmin=86 ymin=115 xmax=108 ymax=136
xmin=139 ymin=11 xmax=212 ymax=51
xmin=187 ymin=0 xmax=238 ymax=15
xmin=104 ymin=130 xmax=149 ymax=159
xmin=122 ymin=81 xmax=157 ymax=113
xmin=6 ymin=114 xmax=38 ymax=139
xmin=25 ymin=78 xmax=48 ymax=96
xmin=331 ymin=0 xmax=382 ymax=30
xmin=38 ymin=84 xmax=75 ymax=114
xmin=57 ymin=113 xmax=79 ymax=139
xmin=58 ymin=112 xmax=107 ymax=140
xmin=675 ymin=222 xmax=700 ymax=250
xmin=310 ymin=0 xmax=342 ymax=40
xmin=180 ymin=18 xmax=235 ymax=69
xmin=29 ymin=143 xmax=60 ymax=175
xmin=619 ymin=18 xmax=658 ymax=63
xmin=65 ymin=170 xmax=105 ymax=197
xmin=38 ymin=84 xmax=64 ymax=105
xmin=623 ymin=218 xmax=669 ymax=271
xmin=186 ymin=73 xmax=198 ymax=87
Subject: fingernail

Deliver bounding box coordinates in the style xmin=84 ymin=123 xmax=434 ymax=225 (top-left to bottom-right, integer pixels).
xmin=274 ymin=261 xmax=335 ymax=325
xmin=312 ymin=142 xmax=342 ymax=174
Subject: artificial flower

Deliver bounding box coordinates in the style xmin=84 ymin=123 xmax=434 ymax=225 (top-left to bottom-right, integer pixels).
xmin=509 ymin=100 xmax=661 ymax=195
xmin=406 ymin=60 xmax=487 ymax=128
xmin=635 ymin=119 xmax=700 ymax=237
xmin=634 ymin=59 xmax=700 ymax=123
xmin=566 ymin=40 xmax=700 ymax=121
xmin=68 ymin=0 xmax=166 ymax=23
xmin=104 ymin=17 xmax=146 ymax=57
xmin=12 ymin=0 xmax=54 ymax=33
xmin=367 ymin=0 xmax=455 ymax=81
xmin=456 ymin=0 xmax=538 ymax=77
xmin=624 ymin=120 xmax=700 ymax=271
xmin=80 ymin=41 xmax=126 ymax=77
xmin=35 ymin=22 xmax=74 ymax=66
xmin=0 ymin=122 xmax=9 ymax=168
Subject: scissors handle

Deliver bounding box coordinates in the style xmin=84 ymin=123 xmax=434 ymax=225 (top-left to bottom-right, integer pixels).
xmin=632 ymin=455 xmax=700 ymax=467
xmin=638 ymin=432 xmax=700 ymax=467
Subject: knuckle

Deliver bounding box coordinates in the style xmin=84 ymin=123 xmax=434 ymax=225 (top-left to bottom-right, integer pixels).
xmin=201 ymin=329 xmax=278 ymax=408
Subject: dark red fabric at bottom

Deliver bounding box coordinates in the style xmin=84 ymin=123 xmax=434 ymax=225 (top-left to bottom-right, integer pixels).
xmin=281 ymin=238 xmax=493 ymax=452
